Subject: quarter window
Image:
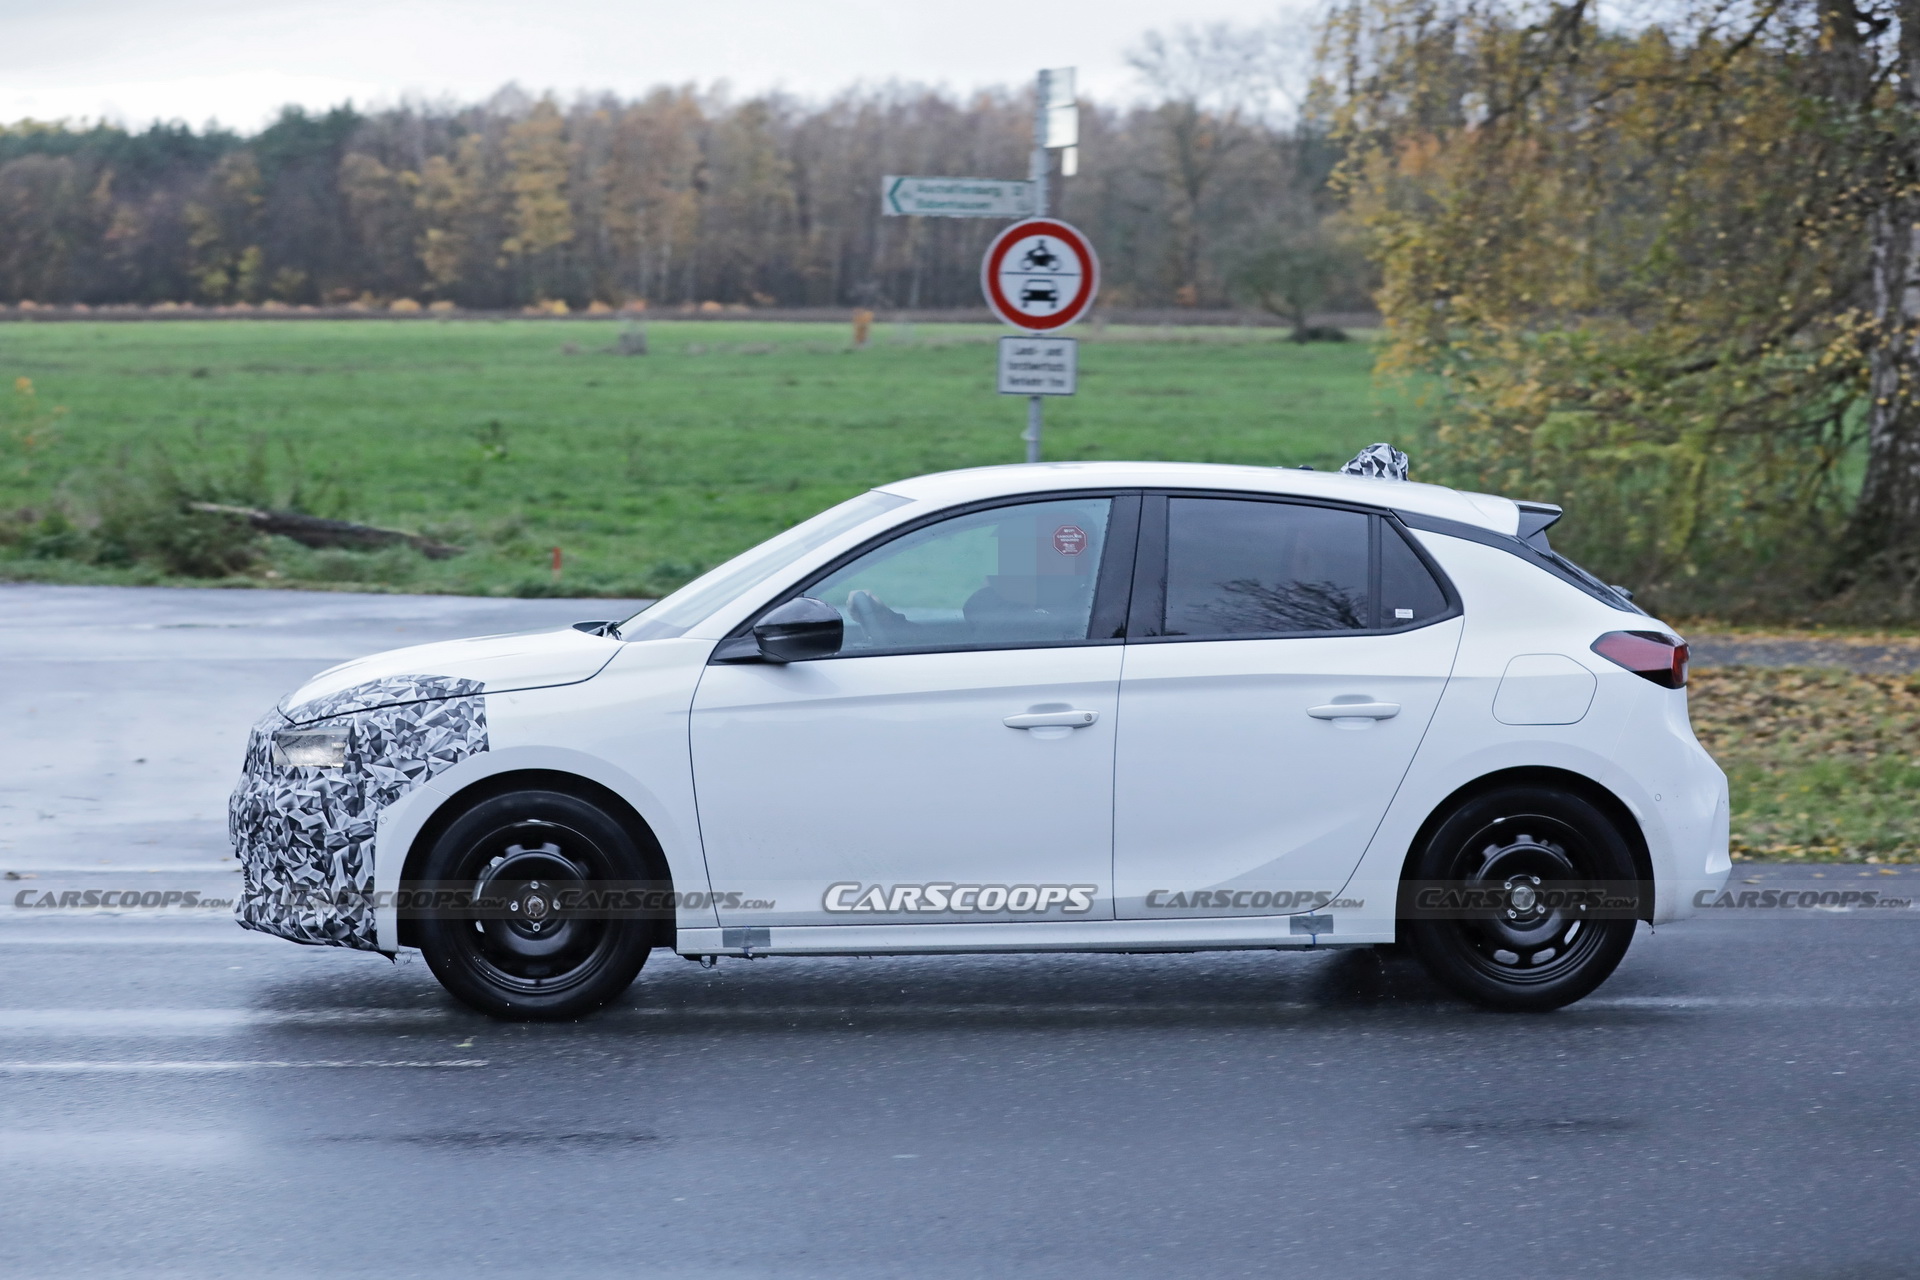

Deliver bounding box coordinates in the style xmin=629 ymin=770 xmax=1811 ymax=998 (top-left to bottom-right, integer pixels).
xmin=807 ymin=497 xmax=1113 ymax=655
xmin=1380 ymin=524 xmax=1450 ymax=625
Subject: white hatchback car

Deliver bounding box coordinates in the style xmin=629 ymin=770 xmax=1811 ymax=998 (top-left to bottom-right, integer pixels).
xmin=231 ymin=461 xmax=1730 ymax=1018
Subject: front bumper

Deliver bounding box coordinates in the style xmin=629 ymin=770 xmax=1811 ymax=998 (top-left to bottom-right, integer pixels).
xmin=228 ymin=675 xmax=489 ymax=950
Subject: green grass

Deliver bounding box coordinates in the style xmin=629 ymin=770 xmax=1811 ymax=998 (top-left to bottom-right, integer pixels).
xmin=0 ymin=319 xmax=1407 ymax=596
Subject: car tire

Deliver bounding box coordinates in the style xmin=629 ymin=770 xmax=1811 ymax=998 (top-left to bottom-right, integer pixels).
xmin=416 ymin=789 xmax=659 ymax=1021
xmin=1402 ymin=785 xmax=1640 ymax=1012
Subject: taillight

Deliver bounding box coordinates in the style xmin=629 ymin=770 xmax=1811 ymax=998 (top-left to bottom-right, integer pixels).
xmin=1591 ymin=630 xmax=1689 ymax=689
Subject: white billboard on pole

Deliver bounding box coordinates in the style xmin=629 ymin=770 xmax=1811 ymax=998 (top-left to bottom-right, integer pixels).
xmin=997 ymin=336 xmax=1078 ymax=396
xmin=882 ymin=176 xmax=1037 ymax=218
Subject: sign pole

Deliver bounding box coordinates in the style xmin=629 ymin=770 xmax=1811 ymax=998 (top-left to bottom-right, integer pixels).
xmin=1027 ymin=70 xmax=1052 ymax=463
xmin=1031 ymin=70 xmax=1051 ymax=221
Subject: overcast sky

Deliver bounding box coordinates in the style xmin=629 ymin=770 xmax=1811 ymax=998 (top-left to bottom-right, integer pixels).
xmin=0 ymin=0 xmax=1300 ymax=131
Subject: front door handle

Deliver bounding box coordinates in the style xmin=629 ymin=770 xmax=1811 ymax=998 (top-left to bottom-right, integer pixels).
xmin=1004 ymin=710 xmax=1100 ymax=729
xmin=1307 ymin=702 xmax=1401 ymax=721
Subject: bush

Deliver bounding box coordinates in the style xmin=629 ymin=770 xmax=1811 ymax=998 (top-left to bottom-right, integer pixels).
xmin=89 ymin=455 xmax=261 ymax=577
xmin=22 ymin=510 xmax=89 ymax=560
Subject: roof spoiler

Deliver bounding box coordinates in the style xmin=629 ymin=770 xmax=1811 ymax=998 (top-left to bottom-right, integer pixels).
xmin=1515 ymin=501 xmax=1563 ymax=550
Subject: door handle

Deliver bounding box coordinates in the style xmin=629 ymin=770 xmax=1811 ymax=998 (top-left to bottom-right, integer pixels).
xmin=1307 ymin=702 xmax=1401 ymax=720
xmin=1004 ymin=710 xmax=1100 ymax=729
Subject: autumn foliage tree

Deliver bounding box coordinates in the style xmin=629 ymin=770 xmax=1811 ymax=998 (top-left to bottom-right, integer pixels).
xmin=1329 ymin=0 xmax=1920 ymax=615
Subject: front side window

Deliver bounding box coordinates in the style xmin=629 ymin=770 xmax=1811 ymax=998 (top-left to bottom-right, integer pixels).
xmin=1164 ymin=498 xmax=1371 ymax=637
xmin=806 ymin=497 xmax=1113 ymax=655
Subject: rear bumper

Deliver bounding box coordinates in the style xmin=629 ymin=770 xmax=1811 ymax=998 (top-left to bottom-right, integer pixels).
xmin=1647 ymin=770 xmax=1732 ymax=923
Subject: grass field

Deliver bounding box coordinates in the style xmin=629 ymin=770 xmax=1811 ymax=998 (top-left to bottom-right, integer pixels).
xmin=0 ymin=318 xmax=1405 ymax=597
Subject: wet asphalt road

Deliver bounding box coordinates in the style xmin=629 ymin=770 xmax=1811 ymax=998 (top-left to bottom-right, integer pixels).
xmin=5 ymin=900 xmax=1920 ymax=1279
xmin=1687 ymin=634 xmax=1920 ymax=675
xmin=5 ymin=585 xmax=1920 ymax=1278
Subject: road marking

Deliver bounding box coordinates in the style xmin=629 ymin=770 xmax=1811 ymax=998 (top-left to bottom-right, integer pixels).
xmin=0 ymin=1003 xmax=1322 ymax=1032
xmin=0 ymin=932 xmax=282 ymax=946
xmin=1579 ymin=994 xmax=1913 ymax=1010
xmin=0 ymin=1008 xmax=450 ymax=1033
xmin=0 ymin=995 xmax=1901 ymax=1042
xmin=0 ymin=1059 xmax=489 ymax=1072
xmin=0 ymin=1010 xmax=252 ymax=1034
xmin=0 ymin=1131 xmax=245 ymax=1160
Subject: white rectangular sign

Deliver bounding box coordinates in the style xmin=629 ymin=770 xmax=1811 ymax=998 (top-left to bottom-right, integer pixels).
xmin=883 ymin=176 xmax=1037 ymax=218
xmin=998 ymin=336 xmax=1077 ymax=396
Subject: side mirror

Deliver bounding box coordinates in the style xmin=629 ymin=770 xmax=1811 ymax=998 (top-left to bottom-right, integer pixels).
xmin=752 ymin=596 xmax=843 ymax=663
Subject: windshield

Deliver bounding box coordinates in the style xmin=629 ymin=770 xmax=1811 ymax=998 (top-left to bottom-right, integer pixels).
xmin=617 ymin=490 xmax=913 ymax=640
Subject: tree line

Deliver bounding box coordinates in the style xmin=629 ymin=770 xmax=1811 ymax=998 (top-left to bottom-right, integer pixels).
xmin=0 ymin=66 xmax=1364 ymax=324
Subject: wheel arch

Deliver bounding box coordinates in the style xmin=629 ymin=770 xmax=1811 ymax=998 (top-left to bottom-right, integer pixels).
xmin=394 ymin=768 xmax=676 ymax=950
xmin=1397 ymin=766 xmax=1655 ymax=922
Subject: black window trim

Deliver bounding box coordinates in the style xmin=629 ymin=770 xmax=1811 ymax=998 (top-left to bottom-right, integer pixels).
xmin=1126 ymin=488 xmax=1464 ymax=645
xmin=1393 ymin=509 xmax=1644 ymax=615
xmin=710 ymin=489 xmax=1144 ymax=663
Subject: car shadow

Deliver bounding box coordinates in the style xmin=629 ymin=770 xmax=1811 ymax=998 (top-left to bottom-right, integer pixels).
xmin=239 ymin=945 xmax=1525 ymax=1039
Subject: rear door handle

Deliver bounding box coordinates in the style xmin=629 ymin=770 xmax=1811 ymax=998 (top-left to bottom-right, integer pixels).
xmin=1307 ymin=702 xmax=1401 ymax=720
xmin=1004 ymin=710 xmax=1100 ymax=729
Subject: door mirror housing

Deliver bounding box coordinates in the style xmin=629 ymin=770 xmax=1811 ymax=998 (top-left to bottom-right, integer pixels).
xmin=752 ymin=596 xmax=843 ymax=663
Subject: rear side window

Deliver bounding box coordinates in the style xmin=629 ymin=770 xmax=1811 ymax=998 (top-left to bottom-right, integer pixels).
xmin=1148 ymin=497 xmax=1455 ymax=639
xmin=1380 ymin=524 xmax=1450 ymax=624
xmin=1164 ymin=498 xmax=1371 ymax=636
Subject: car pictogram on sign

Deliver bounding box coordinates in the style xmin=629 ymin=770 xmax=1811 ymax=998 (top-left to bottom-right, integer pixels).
xmin=981 ymin=218 xmax=1100 ymax=331
xmin=1020 ymin=281 xmax=1059 ymax=308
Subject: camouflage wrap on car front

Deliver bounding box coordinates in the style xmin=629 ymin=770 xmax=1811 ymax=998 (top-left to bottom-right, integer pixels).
xmin=229 ymin=675 xmax=489 ymax=950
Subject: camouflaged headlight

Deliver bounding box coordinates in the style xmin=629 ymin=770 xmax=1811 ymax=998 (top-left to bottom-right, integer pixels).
xmin=271 ymin=724 xmax=350 ymax=769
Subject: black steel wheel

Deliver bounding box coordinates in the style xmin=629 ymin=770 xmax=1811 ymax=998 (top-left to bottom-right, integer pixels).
xmin=416 ymin=789 xmax=658 ymax=1020
xmin=1402 ymin=785 xmax=1640 ymax=1012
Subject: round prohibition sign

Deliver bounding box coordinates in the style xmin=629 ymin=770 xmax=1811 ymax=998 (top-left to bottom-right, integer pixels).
xmin=981 ymin=218 xmax=1100 ymax=332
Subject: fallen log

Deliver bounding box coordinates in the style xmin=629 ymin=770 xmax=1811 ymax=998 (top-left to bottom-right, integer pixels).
xmin=188 ymin=503 xmax=464 ymax=560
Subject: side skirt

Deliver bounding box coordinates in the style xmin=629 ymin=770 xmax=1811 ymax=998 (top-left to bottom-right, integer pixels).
xmin=677 ymin=916 xmax=1394 ymax=958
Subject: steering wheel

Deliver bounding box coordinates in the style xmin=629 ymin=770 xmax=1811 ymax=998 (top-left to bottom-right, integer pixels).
xmin=847 ymin=590 xmax=907 ymax=646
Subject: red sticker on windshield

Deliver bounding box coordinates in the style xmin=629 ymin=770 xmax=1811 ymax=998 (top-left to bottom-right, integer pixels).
xmin=1053 ymin=525 xmax=1087 ymax=556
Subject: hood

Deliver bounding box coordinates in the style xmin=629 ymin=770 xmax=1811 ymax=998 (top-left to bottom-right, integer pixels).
xmin=279 ymin=626 xmax=623 ymax=724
